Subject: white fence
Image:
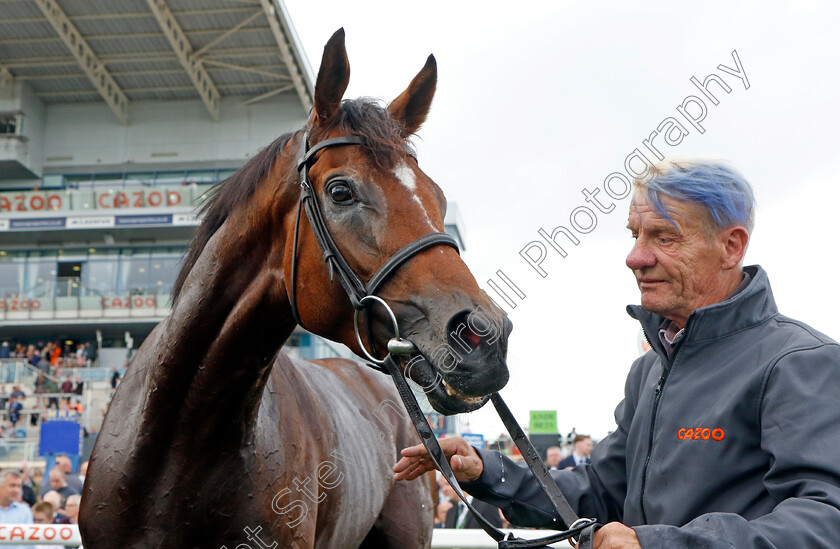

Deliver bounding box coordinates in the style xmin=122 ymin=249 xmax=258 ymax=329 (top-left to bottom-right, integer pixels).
xmin=0 ymin=525 xmax=568 ymax=547
xmin=432 ymin=528 xmax=569 ymax=548
xmin=0 ymin=524 xmax=80 ymax=546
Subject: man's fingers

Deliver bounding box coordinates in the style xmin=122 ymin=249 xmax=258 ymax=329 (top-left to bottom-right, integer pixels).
xmin=400 ymin=443 xmax=430 ymax=458
xmin=394 ymin=459 xmax=433 ymax=481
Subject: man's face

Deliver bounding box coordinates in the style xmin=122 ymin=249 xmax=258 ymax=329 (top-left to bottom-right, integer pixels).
xmin=576 ymin=438 xmax=593 ymax=457
xmin=56 ymin=457 xmax=71 ymax=473
xmin=49 ymin=471 xmax=65 ymax=490
xmin=0 ymin=475 xmax=22 ymax=505
xmin=626 ymin=191 xmax=731 ymax=327
xmin=33 ymin=511 xmax=51 ymax=524
xmin=546 ymin=448 xmax=561 ymax=467
xmin=438 ymin=482 xmax=456 ymax=501
xmin=64 ymin=499 xmax=80 ymax=521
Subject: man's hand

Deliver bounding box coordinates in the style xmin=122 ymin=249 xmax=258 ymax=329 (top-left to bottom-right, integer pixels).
xmin=579 ymin=522 xmax=641 ymax=549
xmin=393 ymin=436 xmax=484 ymax=482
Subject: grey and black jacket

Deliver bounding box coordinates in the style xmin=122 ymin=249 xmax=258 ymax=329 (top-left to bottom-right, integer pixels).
xmin=464 ymin=265 xmax=840 ymax=548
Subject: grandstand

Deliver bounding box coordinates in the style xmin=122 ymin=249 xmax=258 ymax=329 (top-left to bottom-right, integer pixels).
xmin=0 ymin=0 xmax=466 ymax=461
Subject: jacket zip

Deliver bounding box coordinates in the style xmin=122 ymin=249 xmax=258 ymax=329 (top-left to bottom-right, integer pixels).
xmin=637 ymin=322 xmax=688 ymax=524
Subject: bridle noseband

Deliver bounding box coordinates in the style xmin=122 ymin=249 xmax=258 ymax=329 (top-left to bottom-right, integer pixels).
xmin=288 ymin=132 xmax=459 ymax=347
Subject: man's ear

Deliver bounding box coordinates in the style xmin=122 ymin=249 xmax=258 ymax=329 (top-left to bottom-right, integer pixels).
xmin=312 ymin=28 xmax=350 ymax=125
xmin=387 ymin=55 xmax=437 ymax=137
xmin=720 ymin=226 xmax=750 ymax=269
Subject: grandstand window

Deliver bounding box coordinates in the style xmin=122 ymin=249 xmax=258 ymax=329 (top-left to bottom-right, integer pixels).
xmin=184 ymin=170 xmax=217 ymax=184
xmin=153 ymin=171 xmax=188 ymax=186
xmin=65 ymin=174 xmax=94 ymax=189
xmin=150 ymin=248 xmax=182 ymax=294
xmin=24 ymin=257 xmax=57 ymax=298
xmin=119 ymin=248 xmax=152 ymax=293
xmin=92 ymin=173 xmax=124 ymax=187
xmin=0 ymin=253 xmax=25 ymax=297
xmin=84 ymin=249 xmax=119 ymax=295
xmin=0 ymin=113 xmax=22 ymax=135
xmin=124 ymin=172 xmax=155 ymax=187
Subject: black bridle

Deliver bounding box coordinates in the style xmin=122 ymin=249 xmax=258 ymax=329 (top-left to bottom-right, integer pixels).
xmin=288 ymin=132 xmax=459 ymax=336
xmin=289 ymin=132 xmax=599 ymax=548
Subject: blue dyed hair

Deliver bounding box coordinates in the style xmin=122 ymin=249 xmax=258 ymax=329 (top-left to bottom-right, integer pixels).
xmin=635 ymin=160 xmax=755 ymax=236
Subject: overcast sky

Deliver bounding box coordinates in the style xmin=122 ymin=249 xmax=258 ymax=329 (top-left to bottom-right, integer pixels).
xmin=282 ymin=0 xmax=840 ymax=439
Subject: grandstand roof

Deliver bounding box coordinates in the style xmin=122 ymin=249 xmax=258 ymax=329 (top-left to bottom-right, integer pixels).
xmin=0 ymin=0 xmax=314 ymax=123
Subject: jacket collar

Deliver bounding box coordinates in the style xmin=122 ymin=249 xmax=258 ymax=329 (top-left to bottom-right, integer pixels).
xmin=627 ymin=265 xmax=778 ymax=354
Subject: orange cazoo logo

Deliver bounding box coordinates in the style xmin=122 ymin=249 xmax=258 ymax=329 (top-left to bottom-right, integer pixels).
xmin=677 ymin=427 xmax=725 ymax=441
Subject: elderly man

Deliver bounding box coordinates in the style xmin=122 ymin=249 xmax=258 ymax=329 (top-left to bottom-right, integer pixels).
xmin=0 ymin=469 xmax=33 ymax=549
xmin=394 ymin=160 xmax=840 ymax=548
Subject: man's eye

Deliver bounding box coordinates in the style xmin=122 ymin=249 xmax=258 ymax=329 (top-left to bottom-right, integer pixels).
xmin=328 ymin=183 xmax=354 ymax=204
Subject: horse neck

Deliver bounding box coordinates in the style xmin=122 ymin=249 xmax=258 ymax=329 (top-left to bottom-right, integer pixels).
xmin=145 ymin=178 xmax=298 ymax=442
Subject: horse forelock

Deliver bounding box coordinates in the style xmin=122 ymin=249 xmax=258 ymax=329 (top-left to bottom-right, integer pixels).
xmin=317 ymin=97 xmax=411 ymax=168
xmin=172 ymin=98 xmax=414 ymax=305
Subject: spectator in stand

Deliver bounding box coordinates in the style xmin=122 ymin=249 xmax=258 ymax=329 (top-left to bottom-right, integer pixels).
xmin=63 ymin=494 xmax=80 ymax=524
xmin=32 ymin=501 xmax=54 ymax=524
xmin=34 ymin=373 xmax=47 ymax=408
xmin=84 ymin=342 xmax=96 ymax=367
xmin=557 ymin=434 xmax=593 ymax=469
xmin=29 ymin=468 xmax=43 ymax=496
xmin=60 ymin=376 xmax=73 ymax=395
xmin=19 ymin=464 xmax=36 ymax=506
xmin=55 ymin=455 xmax=84 ymax=493
xmin=10 ymin=385 xmax=25 ymax=399
xmin=28 ymin=348 xmax=40 ymax=368
xmin=0 ymin=342 xmax=9 ymax=358
xmin=444 ymin=489 xmax=504 ymax=529
xmin=435 ymin=498 xmax=453 ymax=528
xmin=39 ymin=467 xmax=79 ymax=500
xmin=110 ymin=367 xmax=121 ymax=389
xmin=544 ymin=446 xmax=563 ymax=471
xmin=41 ymin=490 xmax=71 ymax=523
xmin=7 ymin=396 xmax=22 ymax=426
xmin=32 ymin=501 xmax=59 ymax=549
xmin=0 ymin=385 xmax=7 ymax=410
xmin=78 ymin=461 xmax=88 ymax=478
xmin=35 ymin=354 xmax=50 ymax=375
xmin=44 ymin=376 xmax=59 ymax=409
xmin=0 ymin=470 xmax=33 ymax=548
xmin=63 ymin=398 xmax=82 ymax=414
xmin=50 ymin=342 xmax=62 ymax=367
xmin=73 ymin=376 xmax=83 ymax=398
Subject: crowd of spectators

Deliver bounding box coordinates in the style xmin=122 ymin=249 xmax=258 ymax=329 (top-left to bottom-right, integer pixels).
xmin=0 ymin=340 xmax=97 ymax=370
xmin=0 ymin=457 xmax=86 ymax=548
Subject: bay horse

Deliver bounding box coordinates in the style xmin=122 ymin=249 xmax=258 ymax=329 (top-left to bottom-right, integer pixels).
xmin=79 ymin=29 xmax=511 ymax=549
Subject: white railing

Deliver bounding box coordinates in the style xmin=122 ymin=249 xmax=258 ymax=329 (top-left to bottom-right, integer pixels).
xmin=0 ymin=525 xmax=569 ymax=547
xmin=0 ymin=524 xmax=79 ymax=546
xmin=431 ymin=528 xmax=568 ymax=548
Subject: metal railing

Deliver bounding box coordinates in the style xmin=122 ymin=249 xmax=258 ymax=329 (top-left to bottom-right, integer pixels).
xmin=0 ymin=524 xmax=80 ymax=546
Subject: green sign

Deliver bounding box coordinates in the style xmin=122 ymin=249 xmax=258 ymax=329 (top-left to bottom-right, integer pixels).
xmin=529 ymin=410 xmax=558 ymax=434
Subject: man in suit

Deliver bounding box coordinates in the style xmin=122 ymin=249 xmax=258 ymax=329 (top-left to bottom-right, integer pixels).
xmin=445 ymin=490 xmax=504 ymax=529
xmin=557 ymin=435 xmax=593 ymax=469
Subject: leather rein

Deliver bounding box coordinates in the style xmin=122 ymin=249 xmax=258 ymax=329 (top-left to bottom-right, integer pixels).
xmin=288 ymin=132 xmax=599 ymax=548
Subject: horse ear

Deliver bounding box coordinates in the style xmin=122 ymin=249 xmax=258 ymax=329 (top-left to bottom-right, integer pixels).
xmin=312 ymin=28 xmax=350 ymax=124
xmin=388 ymin=55 xmax=437 ymax=137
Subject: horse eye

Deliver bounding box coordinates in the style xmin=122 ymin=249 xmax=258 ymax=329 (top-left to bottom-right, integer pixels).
xmin=328 ymin=182 xmax=354 ymax=204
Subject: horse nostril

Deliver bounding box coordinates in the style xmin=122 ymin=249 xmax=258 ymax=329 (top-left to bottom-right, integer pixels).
xmin=447 ymin=310 xmax=481 ymax=352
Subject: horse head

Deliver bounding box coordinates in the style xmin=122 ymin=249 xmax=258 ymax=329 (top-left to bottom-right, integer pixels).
xmin=284 ymin=29 xmax=512 ymax=414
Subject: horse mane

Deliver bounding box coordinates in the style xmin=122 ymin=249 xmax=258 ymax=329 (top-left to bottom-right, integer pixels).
xmin=171 ymin=97 xmax=408 ymax=304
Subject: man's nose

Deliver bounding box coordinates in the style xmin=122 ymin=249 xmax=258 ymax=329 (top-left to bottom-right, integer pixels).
xmin=626 ymin=240 xmax=656 ymax=270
